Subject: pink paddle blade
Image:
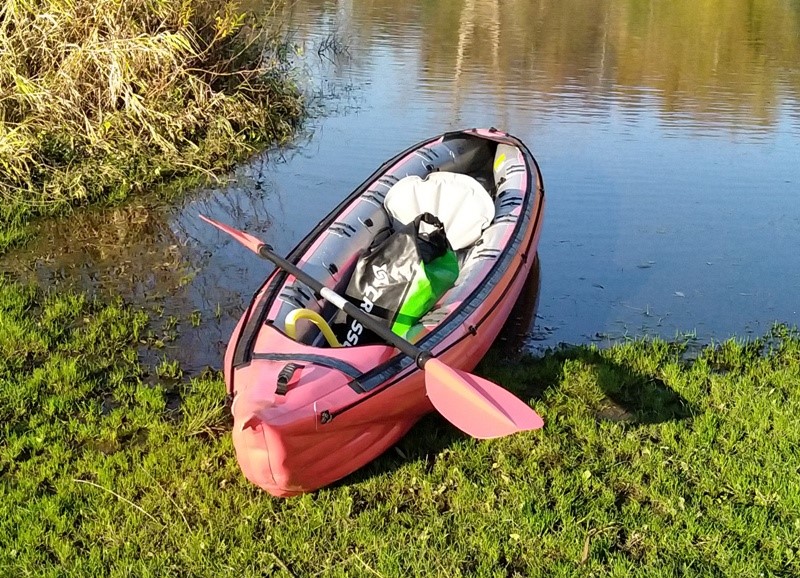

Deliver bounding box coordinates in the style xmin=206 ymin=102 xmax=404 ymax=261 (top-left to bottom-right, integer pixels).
xmin=200 ymin=214 xmax=265 ymax=255
xmin=424 ymin=358 xmax=544 ymax=439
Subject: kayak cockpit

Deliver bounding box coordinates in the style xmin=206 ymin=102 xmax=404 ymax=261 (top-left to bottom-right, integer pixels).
xmin=264 ymin=131 xmax=531 ymax=350
xmin=252 ymin=131 xmax=530 ymax=348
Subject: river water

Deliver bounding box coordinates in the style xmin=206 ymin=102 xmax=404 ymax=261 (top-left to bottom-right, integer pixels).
xmin=3 ymin=0 xmax=799 ymax=372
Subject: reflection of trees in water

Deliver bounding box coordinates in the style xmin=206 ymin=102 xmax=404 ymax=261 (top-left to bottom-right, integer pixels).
xmin=291 ymin=0 xmax=800 ymax=130
xmin=0 ymin=154 xmax=295 ymax=373
xmin=1 ymin=204 xmax=190 ymax=297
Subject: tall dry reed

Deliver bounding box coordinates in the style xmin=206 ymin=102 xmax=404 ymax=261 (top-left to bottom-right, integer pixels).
xmin=0 ymin=0 xmax=302 ymax=239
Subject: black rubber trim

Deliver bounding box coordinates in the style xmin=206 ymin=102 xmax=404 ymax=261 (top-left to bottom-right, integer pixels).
xmin=232 ymin=270 xmax=287 ymax=368
xmin=250 ymin=353 xmax=362 ymax=379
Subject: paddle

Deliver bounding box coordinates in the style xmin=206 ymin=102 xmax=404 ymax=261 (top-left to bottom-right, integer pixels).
xmin=200 ymin=214 xmax=544 ymax=439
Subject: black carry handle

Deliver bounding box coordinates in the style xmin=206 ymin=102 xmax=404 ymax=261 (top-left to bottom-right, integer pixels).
xmin=412 ymin=212 xmax=450 ymax=263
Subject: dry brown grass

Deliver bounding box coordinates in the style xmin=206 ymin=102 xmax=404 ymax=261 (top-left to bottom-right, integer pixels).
xmin=0 ymin=0 xmax=303 ymax=243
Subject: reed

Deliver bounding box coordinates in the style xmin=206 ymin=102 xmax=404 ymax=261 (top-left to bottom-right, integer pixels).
xmin=0 ymin=0 xmax=303 ymax=244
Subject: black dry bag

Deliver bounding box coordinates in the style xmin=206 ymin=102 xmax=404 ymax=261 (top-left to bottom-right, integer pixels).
xmin=332 ymin=213 xmax=459 ymax=346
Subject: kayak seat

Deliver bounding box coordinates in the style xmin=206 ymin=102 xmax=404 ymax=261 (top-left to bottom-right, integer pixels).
xmin=405 ymin=143 xmax=529 ymax=343
xmin=383 ymin=172 xmax=495 ymax=251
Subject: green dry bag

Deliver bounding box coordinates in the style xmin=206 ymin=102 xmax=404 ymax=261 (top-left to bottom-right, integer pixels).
xmin=332 ymin=213 xmax=459 ymax=346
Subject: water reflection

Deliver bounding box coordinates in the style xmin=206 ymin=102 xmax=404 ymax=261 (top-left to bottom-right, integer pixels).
xmin=0 ymin=155 xmax=311 ymax=374
xmin=494 ymin=254 xmax=542 ymax=352
xmin=2 ymin=204 xmax=191 ymax=300
xmin=288 ymin=0 xmax=800 ymax=133
xmin=2 ymin=0 xmax=800 ymax=373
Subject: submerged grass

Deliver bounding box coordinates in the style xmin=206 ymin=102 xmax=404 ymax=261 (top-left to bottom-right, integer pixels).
xmin=0 ymin=0 xmax=303 ymax=251
xmin=1 ymin=278 xmax=799 ymax=576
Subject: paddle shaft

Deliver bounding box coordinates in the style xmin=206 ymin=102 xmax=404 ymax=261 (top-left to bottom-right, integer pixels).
xmin=258 ymin=245 xmax=430 ymax=367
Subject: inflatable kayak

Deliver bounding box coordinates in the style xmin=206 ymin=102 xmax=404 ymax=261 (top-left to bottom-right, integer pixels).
xmin=204 ymin=128 xmax=545 ymax=497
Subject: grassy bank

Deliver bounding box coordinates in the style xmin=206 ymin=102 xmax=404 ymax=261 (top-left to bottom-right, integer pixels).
xmin=0 ymin=0 xmax=303 ymax=252
xmin=1 ymin=279 xmax=799 ymax=576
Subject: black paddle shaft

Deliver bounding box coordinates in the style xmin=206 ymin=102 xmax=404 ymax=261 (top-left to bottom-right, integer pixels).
xmin=258 ymin=244 xmax=431 ymax=368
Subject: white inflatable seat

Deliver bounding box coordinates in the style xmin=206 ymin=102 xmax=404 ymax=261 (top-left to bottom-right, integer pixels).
xmin=383 ymin=172 xmax=495 ymax=251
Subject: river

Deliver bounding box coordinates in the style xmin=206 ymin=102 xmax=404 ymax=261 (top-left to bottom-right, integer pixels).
xmin=3 ymin=0 xmax=799 ymax=372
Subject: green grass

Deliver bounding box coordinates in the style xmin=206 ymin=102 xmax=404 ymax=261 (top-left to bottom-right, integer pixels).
xmin=1 ymin=278 xmax=799 ymax=577
xmin=0 ymin=0 xmax=303 ymax=253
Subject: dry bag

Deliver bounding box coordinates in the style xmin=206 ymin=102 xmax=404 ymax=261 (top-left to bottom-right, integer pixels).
xmin=332 ymin=213 xmax=459 ymax=346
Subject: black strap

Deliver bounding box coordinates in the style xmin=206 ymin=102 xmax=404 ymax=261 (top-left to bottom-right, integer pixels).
xmin=250 ymin=352 xmax=362 ymax=379
xmin=276 ymin=363 xmax=304 ymax=395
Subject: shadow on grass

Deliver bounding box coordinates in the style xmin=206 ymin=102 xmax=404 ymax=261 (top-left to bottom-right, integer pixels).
xmin=485 ymin=254 xmax=693 ymax=426
xmin=330 ymin=257 xmax=693 ymax=491
xmin=488 ymin=346 xmax=694 ymax=425
xmin=334 ymin=342 xmax=695 ymax=492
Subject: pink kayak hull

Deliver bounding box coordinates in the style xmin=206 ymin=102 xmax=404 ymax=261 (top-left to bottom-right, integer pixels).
xmin=222 ymin=129 xmax=545 ymax=496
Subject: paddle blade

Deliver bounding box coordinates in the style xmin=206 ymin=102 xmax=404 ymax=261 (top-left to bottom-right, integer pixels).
xmin=424 ymin=358 xmax=543 ymax=439
xmin=200 ymin=214 xmax=265 ymax=255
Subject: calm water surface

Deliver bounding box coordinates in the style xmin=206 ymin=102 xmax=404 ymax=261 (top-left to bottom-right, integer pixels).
xmin=3 ymin=0 xmax=799 ymax=371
